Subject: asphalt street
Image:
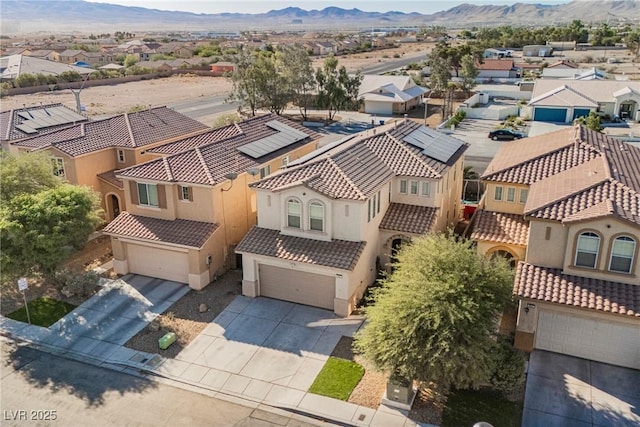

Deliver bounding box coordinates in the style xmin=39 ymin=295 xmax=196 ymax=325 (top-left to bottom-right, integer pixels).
xmin=169 ymin=94 xmax=239 ymax=120
xmin=0 ymin=339 xmax=321 ymax=427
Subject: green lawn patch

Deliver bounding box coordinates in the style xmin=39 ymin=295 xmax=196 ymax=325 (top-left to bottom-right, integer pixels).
xmin=6 ymin=297 xmax=76 ymax=327
xmin=442 ymin=388 xmax=522 ymax=427
xmin=309 ymin=356 xmax=365 ymax=400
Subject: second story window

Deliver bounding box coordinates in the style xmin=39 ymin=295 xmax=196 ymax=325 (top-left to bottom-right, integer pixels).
xmin=410 ymin=181 xmax=419 ymax=195
xmin=399 ymin=180 xmax=407 ymax=194
xmin=287 ymin=199 xmax=301 ymax=229
xmin=309 ymin=201 xmax=324 ymax=232
xmin=137 ymin=183 xmax=159 ymax=207
xmin=51 ymin=157 xmax=65 ymax=177
xmin=179 ymin=185 xmax=192 ymax=202
xmin=494 ymin=186 xmax=503 ymax=201
xmin=609 ymin=236 xmax=636 ymax=274
xmin=519 ymin=188 xmax=529 ymax=204
xmin=421 ymin=182 xmax=430 ymax=197
xmin=575 ymin=231 xmax=600 ymax=269
xmin=260 ymin=165 xmax=271 ymax=179
xmin=117 ymin=149 xmax=126 ymax=163
xmin=282 ymin=156 xmax=290 ymax=167
xmin=506 ymin=187 xmax=516 ymax=203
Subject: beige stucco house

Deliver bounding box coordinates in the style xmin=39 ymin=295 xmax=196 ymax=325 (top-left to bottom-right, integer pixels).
xmin=10 ymin=107 xmax=209 ymax=221
xmin=103 ymin=114 xmax=321 ymax=291
xmin=237 ymin=119 xmax=468 ymax=316
xmin=358 ymin=75 xmax=428 ymax=116
xmin=471 ymin=125 xmax=640 ymax=370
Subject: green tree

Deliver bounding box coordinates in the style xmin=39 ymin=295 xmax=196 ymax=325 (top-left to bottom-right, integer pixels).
xmin=254 ymin=52 xmax=292 ymax=115
xmin=354 ymin=233 xmax=514 ymax=390
xmin=0 ymin=152 xmax=61 ymax=203
xmin=280 ymin=45 xmax=316 ymax=120
xmin=576 ymin=111 xmax=603 ymax=132
xmin=459 ymin=54 xmax=478 ymax=93
xmin=123 ymin=54 xmax=138 ymax=67
xmin=228 ymin=50 xmax=262 ymax=116
xmin=315 ymin=54 xmax=362 ymax=120
xmin=1 ymin=184 xmax=102 ymax=280
xmin=625 ymin=27 xmax=640 ymax=62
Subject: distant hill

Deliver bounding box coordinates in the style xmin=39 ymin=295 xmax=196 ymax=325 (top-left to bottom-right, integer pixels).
xmin=1 ymin=0 xmax=638 ymax=34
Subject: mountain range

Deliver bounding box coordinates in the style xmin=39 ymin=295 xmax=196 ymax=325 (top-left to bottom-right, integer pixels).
xmin=1 ymin=1 xmax=638 ymax=34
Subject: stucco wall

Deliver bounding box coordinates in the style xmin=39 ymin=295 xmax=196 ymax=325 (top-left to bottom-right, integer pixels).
xmin=525 ymin=221 xmax=567 ymax=268
xmin=484 ymin=182 xmax=529 ymax=214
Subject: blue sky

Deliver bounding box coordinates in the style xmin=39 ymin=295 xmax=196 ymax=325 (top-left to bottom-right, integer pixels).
xmin=84 ymin=0 xmax=571 ymax=14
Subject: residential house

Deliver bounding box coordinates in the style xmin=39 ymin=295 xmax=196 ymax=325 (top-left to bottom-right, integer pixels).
xmin=0 ymin=55 xmax=93 ymax=80
xmin=316 ymin=41 xmax=337 ymax=55
xmin=59 ymin=49 xmax=90 ymax=64
xmin=483 ymin=48 xmax=513 ymax=59
xmin=237 ymin=119 xmax=468 ymax=316
xmin=529 ymin=80 xmax=640 ymax=122
xmin=471 ymin=125 xmax=639 ymax=370
xmin=156 ymin=42 xmax=194 ymax=58
xmin=27 ymin=50 xmax=61 ymax=62
xmin=476 ymin=59 xmax=517 ymax=79
xmin=103 ymin=114 xmax=321 ymax=290
xmin=10 ymin=107 xmax=209 ymax=221
xmin=0 ymin=103 xmax=88 ymax=151
xmin=358 ymin=75 xmax=428 ymax=115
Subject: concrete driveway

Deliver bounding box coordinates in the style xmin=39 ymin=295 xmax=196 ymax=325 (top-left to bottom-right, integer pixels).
xmin=14 ymin=275 xmax=188 ymax=357
xmin=522 ymin=350 xmax=640 ymax=426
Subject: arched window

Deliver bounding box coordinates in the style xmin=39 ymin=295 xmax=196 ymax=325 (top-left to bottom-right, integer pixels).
xmin=575 ymin=231 xmax=600 ymax=269
xmin=287 ymin=199 xmax=301 ymax=229
xmin=609 ymin=236 xmax=636 ymax=274
xmin=309 ymin=201 xmax=324 ymax=232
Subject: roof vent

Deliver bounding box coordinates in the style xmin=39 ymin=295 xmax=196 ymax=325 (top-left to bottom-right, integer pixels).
xmin=404 ymin=114 xmax=408 ymax=123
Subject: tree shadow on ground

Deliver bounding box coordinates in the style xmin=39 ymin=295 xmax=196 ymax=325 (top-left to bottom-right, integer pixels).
xmin=2 ymin=339 xmax=156 ymax=407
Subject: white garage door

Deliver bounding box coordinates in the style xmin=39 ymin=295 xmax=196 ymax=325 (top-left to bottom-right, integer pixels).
xmin=364 ymin=100 xmax=392 ymax=115
xmin=259 ymin=265 xmax=335 ymax=310
xmin=536 ymin=311 xmax=640 ymax=369
xmin=127 ymin=244 xmax=189 ymax=284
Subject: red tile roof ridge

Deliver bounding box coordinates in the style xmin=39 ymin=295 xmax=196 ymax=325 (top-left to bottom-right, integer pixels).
xmin=161 ymin=157 xmax=174 ymax=182
xmin=194 ymin=147 xmax=216 ymax=185
xmin=326 ymin=157 xmax=367 ymax=200
xmin=123 ymin=111 xmax=135 ymax=147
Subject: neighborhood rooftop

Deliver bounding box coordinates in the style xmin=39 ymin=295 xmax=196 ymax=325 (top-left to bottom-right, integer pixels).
xmin=117 ymin=114 xmax=320 ymax=185
xmin=11 ymin=106 xmax=209 ymax=157
xmin=1 ymin=103 xmax=88 ymax=143
xmin=252 ymin=120 xmax=468 ymax=201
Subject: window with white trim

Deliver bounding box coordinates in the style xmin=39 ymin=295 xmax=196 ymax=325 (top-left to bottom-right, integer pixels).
xmin=519 ymin=188 xmax=529 ymax=204
xmin=421 ymin=182 xmax=430 ymax=196
xmin=179 ymin=185 xmax=191 ymax=201
xmin=137 ymin=183 xmax=159 ymax=207
xmin=575 ymin=231 xmax=599 ymax=269
xmin=51 ymin=157 xmax=65 ymax=177
xmin=376 ymin=190 xmax=381 ymax=214
xmin=117 ymin=149 xmax=126 ymax=163
xmin=287 ymin=198 xmax=301 ymax=228
xmin=494 ymin=186 xmax=503 ymax=201
xmin=399 ymin=180 xmax=407 ymax=194
xmin=282 ymin=156 xmax=290 ymax=167
xmin=309 ymin=201 xmax=324 ymax=232
xmin=410 ymin=180 xmax=418 ymax=195
xmin=609 ymin=236 xmax=636 ymax=274
xmin=260 ymin=165 xmax=271 ymax=179
xmin=506 ymin=187 xmax=516 ymax=203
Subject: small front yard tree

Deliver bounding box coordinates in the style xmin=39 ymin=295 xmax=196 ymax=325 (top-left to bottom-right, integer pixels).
xmin=354 ymin=233 xmax=514 ymax=391
xmin=315 ymin=54 xmax=362 ymax=120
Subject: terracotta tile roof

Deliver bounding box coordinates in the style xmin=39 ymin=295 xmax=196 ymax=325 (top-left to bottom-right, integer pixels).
xmin=485 ymin=125 xmax=640 ymax=226
xmin=1 ymin=103 xmax=88 ymax=143
xmin=103 ymin=212 xmax=218 ymax=248
xmin=148 ymin=122 xmax=242 ymax=155
xmin=235 ymin=227 xmax=366 ymax=271
xmin=514 ymin=262 xmax=640 ymax=318
xmin=470 ymin=210 xmax=529 ymax=246
xmin=96 ymin=169 xmax=123 ymax=189
xmin=379 ymin=203 xmax=439 ymax=235
xmin=117 ymin=114 xmax=320 ymax=185
xmin=252 ymin=120 xmax=468 ymax=201
xmin=12 ymin=107 xmax=208 ymax=157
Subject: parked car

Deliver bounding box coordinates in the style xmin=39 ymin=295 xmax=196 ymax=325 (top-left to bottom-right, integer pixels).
xmin=488 ymin=129 xmax=525 ymax=141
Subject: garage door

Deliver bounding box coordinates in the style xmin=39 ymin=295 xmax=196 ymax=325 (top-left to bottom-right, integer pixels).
xmin=572 ymin=108 xmax=590 ymax=120
xmin=259 ymin=265 xmax=335 ymax=310
xmin=535 ymin=311 xmax=640 ymax=369
xmin=364 ymin=101 xmax=392 ymax=115
xmin=534 ymin=107 xmax=567 ymax=122
xmin=127 ymin=244 xmax=189 ymax=284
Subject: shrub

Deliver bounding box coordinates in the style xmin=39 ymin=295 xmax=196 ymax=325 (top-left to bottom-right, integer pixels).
xmin=489 ymin=335 xmax=526 ymax=397
xmin=66 ymin=271 xmax=100 ymax=297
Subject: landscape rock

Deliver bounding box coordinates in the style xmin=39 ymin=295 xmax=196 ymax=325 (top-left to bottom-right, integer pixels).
xmin=148 ymin=321 xmax=160 ymax=332
xmin=198 ymin=303 xmax=208 ymax=313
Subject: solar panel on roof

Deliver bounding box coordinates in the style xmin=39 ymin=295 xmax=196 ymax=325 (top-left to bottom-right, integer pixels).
xmin=16 ymin=124 xmax=37 ymax=134
xmin=403 ymin=127 xmax=465 ymax=164
xmin=16 ymin=106 xmax=85 ymax=131
xmin=237 ymin=120 xmax=309 ymax=159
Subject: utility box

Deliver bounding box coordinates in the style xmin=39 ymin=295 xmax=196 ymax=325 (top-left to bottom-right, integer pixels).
xmin=158 ymin=332 xmax=177 ymax=350
xmin=386 ymin=377 xmax=412 ymax=404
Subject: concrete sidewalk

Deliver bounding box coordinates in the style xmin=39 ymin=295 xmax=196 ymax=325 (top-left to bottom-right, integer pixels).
xmin=1 ymin=280 xmax=431 ymax=427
